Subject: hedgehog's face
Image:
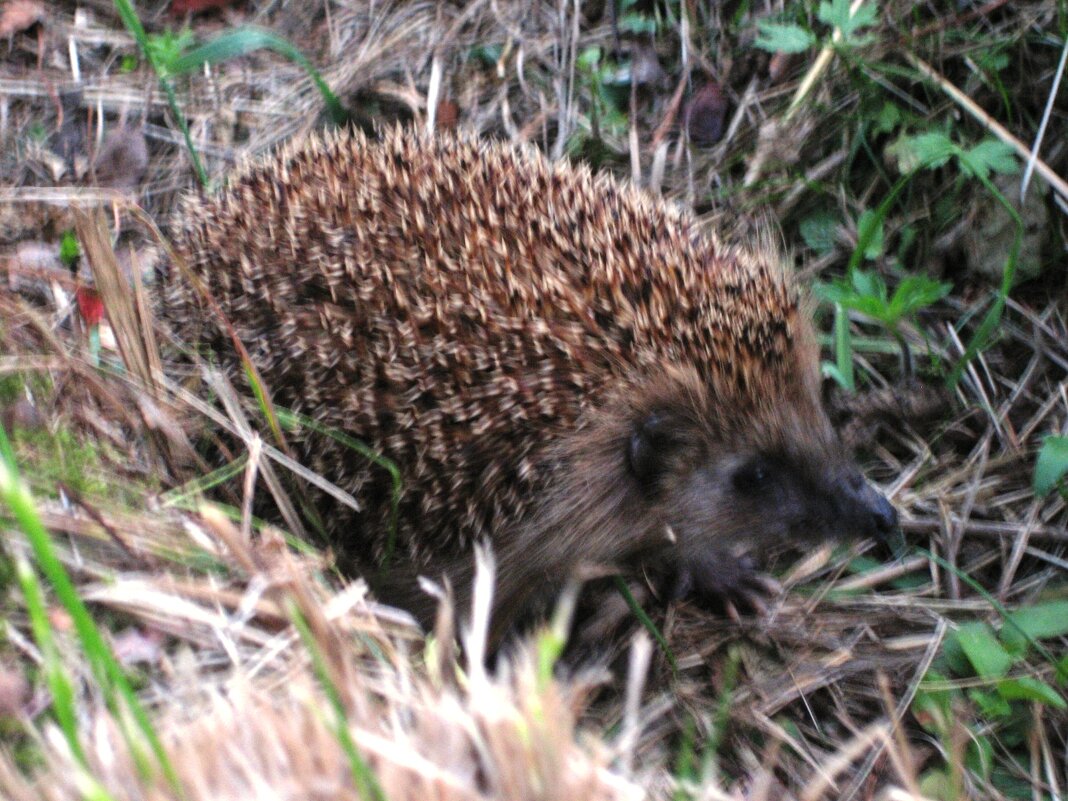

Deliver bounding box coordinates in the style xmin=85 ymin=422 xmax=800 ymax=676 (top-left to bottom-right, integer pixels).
xmin=625 ymin=401 xmax=897 ymax=557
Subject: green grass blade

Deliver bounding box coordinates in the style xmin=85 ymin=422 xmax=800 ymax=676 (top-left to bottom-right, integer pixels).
xmin=13 ymin=555 xmax=87 ymax=767
xmin=614 ymin=576 xmax=677 ymax=674
xmin=289 ymin=602 xmax=387 ymax=801
xmin=277 ymin=408 xmax=402 ymax=568
xmin=0 ymin=445 xmax=186 ymax=798
xmin=158 ymin=453 xmax=249 ymax=508
xmin=848 ymin=173 xmax=912 ymax=275
xmin=111 ymin=0 xmax=208 ymax=186
xmin=833 ymin=302 xmax=855 ymax=392
xmin=172 ymin=28 xmax=348 ymax=126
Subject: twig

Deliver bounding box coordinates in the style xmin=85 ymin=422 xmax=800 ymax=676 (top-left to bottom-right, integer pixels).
xmin=905 ymin=52 xmax=1068 ymax=202
xmin=784 ymin=0 xmax=869 ymax=122
xmin=1021 ymin=34 xmax=1068 ymax=200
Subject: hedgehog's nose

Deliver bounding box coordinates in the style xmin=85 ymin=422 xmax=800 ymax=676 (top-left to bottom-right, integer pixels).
xmin=838 ymin=470 xmax=898 ymax=540
xmin=870 ymin=492 xmax=898 ymax=536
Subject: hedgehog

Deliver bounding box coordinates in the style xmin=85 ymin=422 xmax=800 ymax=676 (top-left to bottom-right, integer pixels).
xmin=161 ymin=126 xmax=896 ymax=632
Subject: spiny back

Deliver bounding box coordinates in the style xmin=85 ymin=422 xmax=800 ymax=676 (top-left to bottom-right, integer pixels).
xmin=164 ymin=127 xmax=813 ymax=563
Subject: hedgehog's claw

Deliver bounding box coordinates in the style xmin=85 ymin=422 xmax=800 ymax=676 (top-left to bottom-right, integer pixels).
xmin=671 ymin=550 xmax=781 ymax=617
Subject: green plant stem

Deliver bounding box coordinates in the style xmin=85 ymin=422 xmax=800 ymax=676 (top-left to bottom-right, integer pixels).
xmin=614 ymin=576 xmax=677 ymax=673
xmin=289 ymin=602 xmax=386 ymax=801
xmin=112 ymin=0 xmax=208 ymax=186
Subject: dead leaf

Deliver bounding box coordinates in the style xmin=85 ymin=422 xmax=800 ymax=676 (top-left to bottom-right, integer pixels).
xmin=436 ymin=99 xmax=459 ymax=130
xmin=0 ymin=0 xmax=44 ymax=39
xmin=685 ymin=81 xmax=727 ymax=147
xmin=92 ymin=126 xmax=148 ymax=189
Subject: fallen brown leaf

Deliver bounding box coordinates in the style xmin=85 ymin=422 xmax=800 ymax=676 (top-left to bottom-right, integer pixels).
xmin=0 ymin=0 xmax=44 ymax=39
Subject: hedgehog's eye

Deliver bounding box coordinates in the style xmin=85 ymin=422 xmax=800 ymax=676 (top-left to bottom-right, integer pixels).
xmin=732 ymin=459 xmax=771 ymax=495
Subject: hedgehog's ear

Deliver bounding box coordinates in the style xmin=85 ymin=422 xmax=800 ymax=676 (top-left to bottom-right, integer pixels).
xmin=628 ymin=410 xmax=688 ymax=486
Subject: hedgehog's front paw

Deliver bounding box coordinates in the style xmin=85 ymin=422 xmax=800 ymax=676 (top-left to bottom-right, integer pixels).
xmin=671 ymin=550 xmax=782 ymax=619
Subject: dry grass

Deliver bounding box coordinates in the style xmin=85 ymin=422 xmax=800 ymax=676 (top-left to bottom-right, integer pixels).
xmin=1 ymin=1 xmax=1066 ymax=799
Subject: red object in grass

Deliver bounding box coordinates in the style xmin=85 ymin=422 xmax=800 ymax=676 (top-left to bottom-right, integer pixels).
xmin=75 ymin=286 xmax=105 ymax=326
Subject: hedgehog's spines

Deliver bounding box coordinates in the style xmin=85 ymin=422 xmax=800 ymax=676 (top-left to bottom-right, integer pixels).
xmin=164 ymin=127 xmax=827 ymax=572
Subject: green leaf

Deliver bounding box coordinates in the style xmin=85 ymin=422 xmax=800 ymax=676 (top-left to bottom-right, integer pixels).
xmin=918 ymin=770 xmax=954 ymax=801
xmin=1034 ymin=435 xmax=1068 ymax=496
xmin=618 ymin=12 xmax=656 ymax=35
xmin=850 ymin=269 xmax=888 ymax=303
xmin=799 ymin=212 xmax=838 ymax=255
xmin=58 ymin=231 xmax=80 ymax=267
xmin=955 ymin=621 xmax=1014 ymax=679
xmin=577 ymin=45 xmax=602 ymax=71
xmin=996 ymin=677 xmax=1067 ymax=708
xmin=976 ymin=49 xmax=1009 ymax=73
xmin=969 ymin=687 xmax=1012 ymax=718
xmin=1003 ymin=600 xmax=1068 ymax=642
xmin=913 ymin=670 xmax=957 ymax=732
xmin=960 ymin=139 xmax=1018 ymax=180
xmin=754 ymin=22 xmax=816 ymax=54
xmin=817 ymin=0 xmax=877 ymax=38
xmin=887 ymin=275 xmax=952 ymax=319
xmin=856 ymin=210 xmax=885 ymax=260
xmin=171 ymin=27 xmax=348 ymax=125
xmin=890 ymin=132 xmax=956 ymax=172
xmin=813 ymin=279 xmax=851 ymax=305
xmin=144 ymin=28 xmax=195 ymax=77
xmin=875 ymin=101 xmax=902 ymax=135
xmin=468 ymin=43 xmax=503 ymax=66
xmin=832 ymin=302 xmax=854 ymax=392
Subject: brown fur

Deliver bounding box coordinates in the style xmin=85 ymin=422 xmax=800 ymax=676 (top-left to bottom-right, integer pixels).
xmin=162 ymin=127 xmax=891 ymax=631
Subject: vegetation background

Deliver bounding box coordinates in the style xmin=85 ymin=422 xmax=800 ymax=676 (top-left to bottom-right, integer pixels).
xmin=0 ymin=1 xmax=1066 ymax=799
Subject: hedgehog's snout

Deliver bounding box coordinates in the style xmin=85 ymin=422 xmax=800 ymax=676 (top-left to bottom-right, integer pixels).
xmin=833 ymin=469 xmax=898 ymax=540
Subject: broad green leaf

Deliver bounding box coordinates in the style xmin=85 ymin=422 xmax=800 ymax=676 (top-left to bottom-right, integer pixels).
xmin=1034 ymin=435 xmax=1068 ymax=496
xmin=996 ymin=677 xmax=1067 ymax=708
xmin=955 ymin=621 xmax=1014 ymax=679
xmin=754 ymin=22 xmax=816 ymax=54
xmin=1003 ymin=600 xmax=1068 ymax=642
xmin=918 ymin=770 xmax=953 ymax=801
xmin=913 ymin=670 xmax=956 ymax=732
xmin=799 ymin=212 xmax=839 ymax=255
